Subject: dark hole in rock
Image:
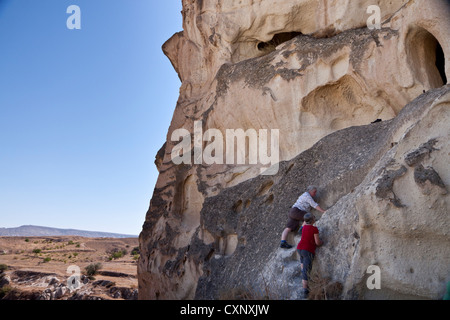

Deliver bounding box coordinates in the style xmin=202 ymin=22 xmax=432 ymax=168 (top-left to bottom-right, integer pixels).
xmin=257 ymin=32 xmax=303 ymax=53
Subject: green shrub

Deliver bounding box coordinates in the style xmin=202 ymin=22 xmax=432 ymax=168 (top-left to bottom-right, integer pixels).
xmin=108 ymin=248 xmax=127 ymax=260
xmin=0 ymin=286 xmax=13 ymax=299
xmin=85 ymin=263 xmax=102 ymax=277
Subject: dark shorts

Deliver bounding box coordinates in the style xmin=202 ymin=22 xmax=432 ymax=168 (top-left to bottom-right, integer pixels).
xmin=286 ymin=207 xmax=307 ymax=231
xmin=298 ymin=249 xmax=315 ymax=281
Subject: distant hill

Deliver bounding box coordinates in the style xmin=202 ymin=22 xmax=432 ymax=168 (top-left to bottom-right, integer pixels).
xmin=0 ymin=225 xmax=137 ymax=238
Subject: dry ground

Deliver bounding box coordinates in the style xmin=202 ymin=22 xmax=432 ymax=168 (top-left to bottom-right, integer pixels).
xmin=0 ymin=236 xmax=139 ymax=299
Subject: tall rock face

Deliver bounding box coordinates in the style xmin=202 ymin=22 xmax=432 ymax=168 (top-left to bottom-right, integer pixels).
xmin=138 ymin=0 xmax=449 ymax=300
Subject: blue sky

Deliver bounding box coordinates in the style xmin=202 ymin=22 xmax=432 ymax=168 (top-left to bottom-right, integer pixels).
xmin=0 ymin=0 xmax=183 ymax=235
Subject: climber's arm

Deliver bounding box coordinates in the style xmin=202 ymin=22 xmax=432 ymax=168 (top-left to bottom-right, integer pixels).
xmin=314 ymin=233 xmax=323 ymax=247
xmin=315 ymin=205 xmax=326 ymax=213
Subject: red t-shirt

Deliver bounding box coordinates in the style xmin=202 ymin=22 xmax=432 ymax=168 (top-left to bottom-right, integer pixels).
xmin=297 ymin=225 xmax=319 ymax=254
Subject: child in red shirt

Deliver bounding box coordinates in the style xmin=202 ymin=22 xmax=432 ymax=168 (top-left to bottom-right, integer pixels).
xmin=297 ymin=213 xmax=323 ymax=298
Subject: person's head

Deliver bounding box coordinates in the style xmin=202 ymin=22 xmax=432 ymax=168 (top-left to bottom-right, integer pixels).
xmin=303 ymin=213 xmax=315 ymax=225
xmin=306 ymin=185 xmax=317 ymax=197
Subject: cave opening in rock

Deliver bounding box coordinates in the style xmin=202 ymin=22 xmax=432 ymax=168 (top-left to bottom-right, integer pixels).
xmin=436 ymin=41 xmax=447 ymax=85
xmin=406 ymin=27 xmax=447 ymax=88
xmin=257 ymin=32 xmax=302 ymax=53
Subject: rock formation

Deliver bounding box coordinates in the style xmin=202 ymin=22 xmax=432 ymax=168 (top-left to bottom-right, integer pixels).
xmin=0 ymin=270 xmax=138 ymax=300
xmin=138 ymin=0 xmax=449 ymax=300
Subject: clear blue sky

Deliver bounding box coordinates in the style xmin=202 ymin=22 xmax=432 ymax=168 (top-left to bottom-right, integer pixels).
xmin=0 ymin=0 xmax=183 ymax=235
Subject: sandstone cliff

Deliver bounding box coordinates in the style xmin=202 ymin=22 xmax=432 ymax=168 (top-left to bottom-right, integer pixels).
xmin=139 ymin=0 xmax=449 ymax=300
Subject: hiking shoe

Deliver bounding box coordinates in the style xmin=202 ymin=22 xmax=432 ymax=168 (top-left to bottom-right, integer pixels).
xmin=301 ymin=288 xmax=310 ymax=299
xmin=280 ymin=242 xmax=293 ymax=249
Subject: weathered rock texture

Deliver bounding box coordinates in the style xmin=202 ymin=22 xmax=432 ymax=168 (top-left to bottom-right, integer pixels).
xmin=139 ymin=0 xmax=449 ymax=300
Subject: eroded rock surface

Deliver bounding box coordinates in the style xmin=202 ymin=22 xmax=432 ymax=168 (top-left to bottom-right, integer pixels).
xmin=138 ymin=0 xmax=449 ymax=300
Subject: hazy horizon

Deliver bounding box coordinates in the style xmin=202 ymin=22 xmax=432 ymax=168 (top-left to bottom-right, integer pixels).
xmin=0 ymin=224 xmax=139 ymax=237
